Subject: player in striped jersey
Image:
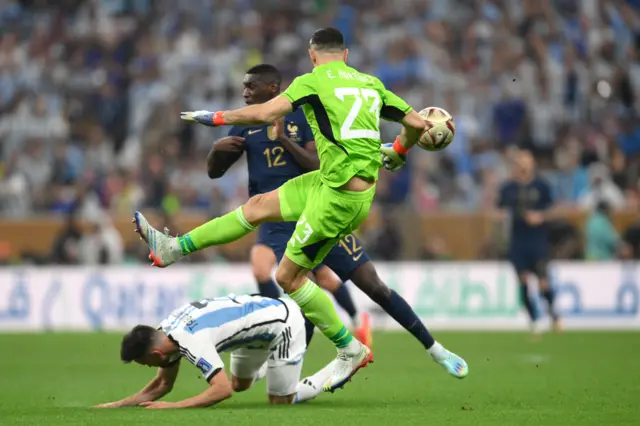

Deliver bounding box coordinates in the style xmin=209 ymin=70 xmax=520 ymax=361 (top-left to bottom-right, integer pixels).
xmin=94 ymin=295 xmax=329 ymax=408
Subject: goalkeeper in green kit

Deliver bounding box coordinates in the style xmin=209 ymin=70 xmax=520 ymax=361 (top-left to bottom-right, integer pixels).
xmin=133 ymin=27 xmax=465 ymax=392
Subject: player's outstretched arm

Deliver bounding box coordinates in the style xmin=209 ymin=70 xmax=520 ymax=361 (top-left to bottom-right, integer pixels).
xmin=142 ymin=369 xmax=233 ymax=409
xmin=181 ymin=96 xmax=293 ymax=127
xmin=94 ymin=362 xmax=180 ymax=408
xmin=224 ymin=95 xmax=293 ymax=125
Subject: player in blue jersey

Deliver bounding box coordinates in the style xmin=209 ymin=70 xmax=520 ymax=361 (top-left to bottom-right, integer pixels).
xmin=94 ymin=294 xmax=328 ymax=408
xmin=498 ymin=150 xmax=561 ymax=335
xmin=205 ymin=64 xmax=467 ymax=378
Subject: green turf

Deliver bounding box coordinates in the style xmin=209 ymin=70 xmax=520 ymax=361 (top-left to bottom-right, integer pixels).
xmin=0 ymin=332 xmax=638 ymax=426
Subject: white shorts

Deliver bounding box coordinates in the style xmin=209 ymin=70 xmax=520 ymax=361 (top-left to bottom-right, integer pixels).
xmin=230 ymin=299 xmax=306 ymax=396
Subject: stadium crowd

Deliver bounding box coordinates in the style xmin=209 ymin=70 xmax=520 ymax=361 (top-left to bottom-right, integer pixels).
xmin=0 ymin=0 xmax=640 ymax=263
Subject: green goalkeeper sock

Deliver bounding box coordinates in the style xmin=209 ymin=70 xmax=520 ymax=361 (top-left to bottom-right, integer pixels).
xmin=177 ymin=207 xmax=256 ymax=255
xmin=290 ymin=279 xmax=354 ymax=349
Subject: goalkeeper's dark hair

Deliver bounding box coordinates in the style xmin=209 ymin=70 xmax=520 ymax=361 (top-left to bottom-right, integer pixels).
xmin=121 ymin=324 xmax=157 ymax=363
xmin=309 ymin=27 xmax=345 ymax=52
xmin=246 ymin=64 xmax=282 ymax=86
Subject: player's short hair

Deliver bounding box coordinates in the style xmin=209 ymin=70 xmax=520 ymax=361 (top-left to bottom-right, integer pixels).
xmin=121 ymin=325 xmax=157 ymax=363
xmin=309 ymin=27 xmax=345 ymax=52
xmin=246 ymin=64 xmax=282 ymax=86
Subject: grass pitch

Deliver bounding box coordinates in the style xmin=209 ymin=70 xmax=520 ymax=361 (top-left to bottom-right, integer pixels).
xmin=0 ymin=332 xmax=638 ymax=426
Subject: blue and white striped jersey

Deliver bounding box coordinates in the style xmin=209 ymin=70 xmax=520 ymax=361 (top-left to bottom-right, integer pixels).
xmin=159 ymin=294 xmax=292 ymax=380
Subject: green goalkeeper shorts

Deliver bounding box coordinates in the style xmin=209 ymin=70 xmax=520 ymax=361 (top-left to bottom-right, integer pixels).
xmin=278 ymin=170 xmax=375 ymax=270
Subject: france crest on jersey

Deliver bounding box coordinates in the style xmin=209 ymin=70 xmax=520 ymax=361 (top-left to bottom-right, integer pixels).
xmin=228 ymin=108 xmax=314 ymax=196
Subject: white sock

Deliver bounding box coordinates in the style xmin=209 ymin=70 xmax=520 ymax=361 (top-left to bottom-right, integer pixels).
xmin=342 ymin=337 xmax=362 ymax=356
xmin=293 ymin=363 xmax=334 ymax=403
xmin=427 ymin=341 xmax=448 ymax=361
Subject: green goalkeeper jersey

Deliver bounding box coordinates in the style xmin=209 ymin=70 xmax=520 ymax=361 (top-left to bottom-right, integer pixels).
xmin=282 ymin=61 xmax=413 ymax=188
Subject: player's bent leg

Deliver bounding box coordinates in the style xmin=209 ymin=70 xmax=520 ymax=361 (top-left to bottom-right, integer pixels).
xmin=267 ymin=304 xmax=316 ymax=404
xmin=251 ymin=244 xmax=281 ymax=298
xmin=132 ymin=190 xmax=284 ymax=267
xmin=231 ymin=376 xmax=254 ymax=393
xmin=269 ymin=394 xmax=296 ymax=405
xmin=517 ymin=272 xmax=540 ymax=334
xmin=242 ymin=190 xmax=284 ymax=225
xmin=314 ymin=266 xmax=341 ymax=292
xmin=230 ymin=348 xmax=269 ymax=392
xmin=536 ymin=258 xmax=562 ymax=332
xmin=274 ymin=255 xmax=311 ymax=294
xmin=350 ymin=261 xmax=468 ymax=379
xmin=279 ymin=256 xmax=372 ymax=392
xmin=315 ymin=265 xmax=360 ymax=328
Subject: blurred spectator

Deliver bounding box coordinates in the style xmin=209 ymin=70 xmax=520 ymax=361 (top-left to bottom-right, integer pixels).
xmin=578 ymin=163 xmax=626 ymax=210
xmin=585 ymin=202 xmax=621 ymax=260
xmin=50 ymin=210 xmax=83 ymax=265
xmin=548 ymin=219 xmax=583 ymax=260
xmin=0 ymin=241 xmax=12 ymax=265
xmin=79 ymin=214 xmax=124 ymax=265
xmin=622 ymin=219 xmax=640 ymax=259
xmin=0 ymin=0 xmax=639 ymax=262
xmin=419 ymin=236 xmax=453 ymax=261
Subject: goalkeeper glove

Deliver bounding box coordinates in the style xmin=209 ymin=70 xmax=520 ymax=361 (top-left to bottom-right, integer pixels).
xmin=180 ymin=110 xmax=225 ymax=127
xmin=380 ymin=137 xmax=408 ymax=172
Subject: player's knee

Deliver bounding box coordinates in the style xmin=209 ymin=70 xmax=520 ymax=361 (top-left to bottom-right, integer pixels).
xmin=274 ymin=267 xmax=294 ymax=293
xmin=243 ymin=191 xmax=281 ymax=225
xmin=315 ymin=267 xmax=341 ymax=293
xmin=275 ymin=266 xmax=306 ymax=294
xmin=231 ymin=376 xmax=253 ymax=392
xmin=268 ymin=394 xmax=295 ymax=405
xmin=243 ymin=194 xmax=268 ymax=225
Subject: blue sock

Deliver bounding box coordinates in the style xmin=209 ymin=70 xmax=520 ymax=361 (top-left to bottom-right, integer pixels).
xmin=520 ymin=283 xmax=539 ymax=322
xmin=333 ymin=283 xmax=358 ymax=320
xmin=304 ymin=316 xmax=315 ymax=347
xmin=257 ymin=279 xmax=281 ymax=299
xmin=382 ymin=290 xmax=435 ymax=349
xmin=541 ymin=288 xmax=558 ymax=321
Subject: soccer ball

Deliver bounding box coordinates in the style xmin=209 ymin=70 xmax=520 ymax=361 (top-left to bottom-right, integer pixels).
xmin=416 ymin=106 xmax=455 ymax=151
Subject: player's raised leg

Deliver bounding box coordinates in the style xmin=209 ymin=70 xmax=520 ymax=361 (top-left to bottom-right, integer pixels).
xmin=277 ymin=255 xmax=371 ymax=392
xmin=133 ymin=189 xmax=283 ymax=267
xmin=349 ymin=262 xmax=468 ymax=378
xmin=277 ymin=171 xmax=374 ymax=392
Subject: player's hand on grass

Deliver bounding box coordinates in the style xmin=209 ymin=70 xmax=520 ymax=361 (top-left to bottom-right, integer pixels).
xmin=93 ymin=402 xmax=123 ymax=408
xmin=380 ymin=142 xmax=407 ymax=172
xmin=139 ymin=401 xmax=179 ymax=409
